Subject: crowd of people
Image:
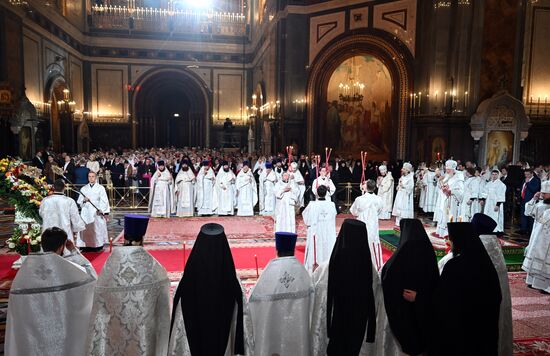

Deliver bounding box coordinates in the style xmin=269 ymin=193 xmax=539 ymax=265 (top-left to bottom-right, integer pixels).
xmin=6 ymin=214 xmax=516 ymax=356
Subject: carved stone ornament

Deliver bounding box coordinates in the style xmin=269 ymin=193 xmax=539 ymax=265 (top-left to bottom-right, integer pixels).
xmin=10 ymin=92 xmax=38 ymax=135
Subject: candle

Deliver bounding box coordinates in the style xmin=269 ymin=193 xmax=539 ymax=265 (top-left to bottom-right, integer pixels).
xmin=418 ymin=92 xmax=422 ymax=110
xmin=109 ymin=238 xmax=113 ymax=253
xmin=444 ymin=91 xmax=448 ymax=111
xmin=450 ymin=215 xmax=454 ymax=223
xmin=27 ymin=236 xmax=31 ymax=255
xmin=437 ymin=152 xmax=441 ymax=161
xmin=254 ymin=254 xmax=259 ymax=278
xmin=458 ymin=216 xmax=463 ymax=222
xmin=409 ymin=93 xmax=413 ymax=111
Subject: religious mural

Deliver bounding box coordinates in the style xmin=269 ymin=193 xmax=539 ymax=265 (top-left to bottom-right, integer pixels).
xmin=326 ymin=55 xmax=392 ymax=158
xmin=486 ymin=130 xmax=514 ymax=168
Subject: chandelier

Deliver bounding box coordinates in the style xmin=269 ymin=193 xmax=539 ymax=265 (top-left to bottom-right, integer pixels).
xmin=57 ymin=89 xmax=76 ymax=115
xmin=338 ymin=58 xmax=365 ymax=104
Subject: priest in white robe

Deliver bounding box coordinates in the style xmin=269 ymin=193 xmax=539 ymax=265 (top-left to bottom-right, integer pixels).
xmin=214 ymin=161 xmax=237 ymax=216
xmin=274 ymin=172 xmax=299 ymax=233
xmin=302 ymin=185 xmax=337 ymax=273
xmin=236 ymin=161 xmax=258 ymax=216
xmin=392 ymin=162 xmax=415 ymax=227
xmin=351 ymin=180 xmax=384 ymax=270
xmin=289 ymin=161 xmax=306 ymax=207
xmin=39 ymin=178 xmax=86 ymax=242
xmin=376 ymin=165 xmax=394 ymax=219
xmin=168 ymin=223 xmax=254 ymax=355
xmin=480 ymin=169 xmax=507 ymax=233
xmin=471 ymin=213 xmax=513 ymax=356
xmin=87 ymin=246 xmax=171 ymax=355
xmin=460 ymin=167 xmax=481 ymax=222
xmin=259 ymin=161 xmax=277 ymax=216
xmin=435 ymin=160 xmax=464 ymax=237
xmin=522 ymin=181 xmax=550 ymax=293
xmin=175 ymin=160 xmax=196 ymax=217
xmin=149 ymin=161 xmax=175 ymax=218
xmin=195 ymin=161 xmax=216 ymax=215
xmin=77 ymin=171 xmax=110 ymax=249
xmin=5 ymin=252 xmax=96 ymax=356
xmin=311 ymin=219 xmax=384 ymax=356
xmin=249 ymin=232 xmax=314 ymax=356
xmin=312 ymin=166 xmax=337 ymax=198
xmin=422 ymin=165 xmax=438 ymax=213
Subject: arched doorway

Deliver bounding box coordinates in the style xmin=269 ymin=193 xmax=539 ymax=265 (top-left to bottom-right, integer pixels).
xmin=132 ymin=68 xmax=210 ymax=148
xmin=306 ymin=32 xmax=413 ymax=159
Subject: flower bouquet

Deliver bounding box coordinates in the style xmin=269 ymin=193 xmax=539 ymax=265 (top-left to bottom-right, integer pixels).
xmin=6 ymin=224 xmax=42 ymax=256
xmin=0 ymin=157 xmax=52 ymax=223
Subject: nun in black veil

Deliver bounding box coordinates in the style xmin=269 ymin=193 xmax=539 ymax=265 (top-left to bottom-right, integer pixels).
xmin=430 ymin=222 xmax=502 ymax=356
xmin=168 ymin=223 xmax=252 ymax=355
xmin=381 ymin=218 xmax=439 ymax=355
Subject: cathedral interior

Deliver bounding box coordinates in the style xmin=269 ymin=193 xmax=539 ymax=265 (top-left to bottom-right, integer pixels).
xmin=0 ymin=0 xmax=549 ymax=164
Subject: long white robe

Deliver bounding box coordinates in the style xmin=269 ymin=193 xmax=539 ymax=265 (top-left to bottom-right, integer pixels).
xmin=214 ymin=170 xmax=237 ymax=216
xmin=311 ymin=263 xmax=401 ymax=356
xmin=5 ymin=253 xmax=96 ymax=356
xmin=418 ymin=169 xmax=427 ymax=210
xmin=86 ymin=247 xmax=171 ymax=356
xmin=392 ymin=173 xmax=414 ymax=224
xmin=435 ymin=173 xmax=464 ymax=237
xmin=523 ymin=206 xmax=550 ymax=293
xmin=422 ymin=170 xmax=438 ymax=213
xmin=175 ymin=169 xmax=195 ymax=217
xmin=195 ymin=168 xmax=216 ymax=215
xmin=290 ymin=169 xmax=306 ymax=207
xmin=377 ymin=173 xmax=394 ymax=219
xmin=65 ymin=250 xmax=98 ymax=279
xmin=312 ymin=176 xmax=337 ymax=198
xmin=77 ymin=183 xmax=110 ymax=248
xmin=39 ymin=193 xmax=85 ymax=241
xmin=460 ymin=176 xmax=481 ymax=222
xmin=524 ymin=198 xmax=550 ymax=255
xmin=236 ymin=170 xmax=258 ymax=216
xmin=351 ymin=192 xmax=384 ymax=270
xmin=168 ymin=281 xmax=255 ymax=356
xmin=274 ymin=180 xmax=299 ymax=233
xmin=259 ymin=169 xmax=277 ymax=216
xmin=149 ymin=169 xmax=175 ymax=218
xmin=249 ymin=257 xmax=314 ymax=356
xmin=302 ymin=199 xmax=337 ymax=273
xmin=481 ymin=179 xmax=507 ymax=232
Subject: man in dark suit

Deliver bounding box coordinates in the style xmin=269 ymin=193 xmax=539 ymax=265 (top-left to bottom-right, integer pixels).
xmin=32 ymin=151 xmax=45 ymax=171
xmin=110 ymin=157 xmax=125 ymax=187
xmin=62 ymin=155 xmax=76 ymax=183
xmin=519 ymin=168 xmax=541 ymax=235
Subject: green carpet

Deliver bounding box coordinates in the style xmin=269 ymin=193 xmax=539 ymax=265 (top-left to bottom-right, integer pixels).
xmin=380 ymin=230 xmax=525 ymax=271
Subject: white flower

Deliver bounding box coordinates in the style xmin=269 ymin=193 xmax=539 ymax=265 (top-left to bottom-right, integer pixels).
xmin=31 ymin=240 xmax=38 ymax=245
xmin=37 ymin=236 xmax=41 ymax=242
xmin=8 ymin=243 xmax=15 ymax=249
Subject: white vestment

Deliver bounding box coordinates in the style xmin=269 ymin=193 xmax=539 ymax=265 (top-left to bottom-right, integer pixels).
xmin=214 ymin=170 xmax=237 ymax=215
xmin=5 ymin=253 xmax=96 ymax=356
xmin=195 ymin=168 xmax=216 ymax=215
xmin=302 ymin=199 xmax=337 ymax=273
xmin=351 ymin=192 xmax=384 ymax=270
xmin=377 ymin=173 xmax=394 ymax=219
xmin=149 ymin=169 xmax=175 ymax=218
xmin=312 ymin=176 xmax=337 ymax=198
xmin=311 ymin=263 xmax=401 ymax=356
xmin=168 ymin=281 xmax=255 ymax=356
xmin=249 ymin=257 xmax=314 ymax=356
xmin=65 ymin=250 xmax=98 ymax=278
xmin=236 ymin=170 xmax=258 ymax=216
xmin=392 ymin=173 xmax=414 ymax=224
xmin=39 ymin=193 xmax=85 ymax=241
xmin=78 ymin=183 xmax=110 ymax=248
xmin=435 ymin=173 xmax=464 ymax=237
xmin=524 ymin=199 xmax=550 ymax=255
xmin=422 ymin=170 xmax=438 ymax=213
xmin=481 ymin=179 xmax=507 ymax=232
xmin=259 ymin=169 xmax=277 ymax=216
xmin=175 ymin=169 xmax=195 ymax=217
xmin=274 ymin=180 xmax=299 ymax=233
xmin=522 ymin=207 xmax=550 ymax=293
xmin=460 ymin=176 xmax=481 ymax=222
xmin=290 ymin=169 xmax=306 ymax=207
xmin=87 ymin=247 xmax=171 ymax=356
xmin=418 ymin=169 xmax=427 ymax=210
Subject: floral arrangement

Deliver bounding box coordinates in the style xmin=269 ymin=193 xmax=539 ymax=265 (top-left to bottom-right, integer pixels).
xmin=6 ymin=224 xmax=42 ymax=255
xmin=0 ymin=157 xmax=52 ymax=222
